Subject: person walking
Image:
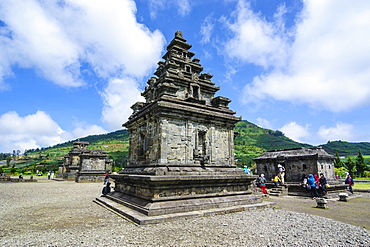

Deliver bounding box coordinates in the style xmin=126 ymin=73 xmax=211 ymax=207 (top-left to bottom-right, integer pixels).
xmin=257 ymin=174 xmax=267 ymax=194
xmin=278 ymin=164 xmax=285 ymax=184
xmin=345 ymin=174 xmax=354 ymax=194
xmin=307 ymin=174 xmax=319 ymax=199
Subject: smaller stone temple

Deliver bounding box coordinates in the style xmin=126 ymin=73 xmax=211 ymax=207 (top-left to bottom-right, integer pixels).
xmin=253 ymin=147 xmax=335 ymax=182
xmin=58 ymin=141 xmax=112 ymax=182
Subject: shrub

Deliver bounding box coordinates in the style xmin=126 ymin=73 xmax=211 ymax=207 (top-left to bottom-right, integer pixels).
xmin=335 ymin=167 xmax=348 ymax=179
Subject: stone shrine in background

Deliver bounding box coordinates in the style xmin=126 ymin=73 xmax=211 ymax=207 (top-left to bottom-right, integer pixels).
xmin=58 ymin=141 xmax=112 ymax=182
xmin=96 ymin=31 xmax=270 ymax=224
xmin=253 ymin=147 xmax=335 ymax=182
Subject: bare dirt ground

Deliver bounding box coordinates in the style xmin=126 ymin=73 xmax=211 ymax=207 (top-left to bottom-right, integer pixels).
xmin=1 ymin=178 xmax=370 ymax=246
xmin=264 ymin=193 xmax=370 ymax=230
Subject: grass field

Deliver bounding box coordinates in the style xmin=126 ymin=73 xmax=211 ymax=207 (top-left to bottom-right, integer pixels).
xmin=353 ymin=183 xmax=370 ymax=190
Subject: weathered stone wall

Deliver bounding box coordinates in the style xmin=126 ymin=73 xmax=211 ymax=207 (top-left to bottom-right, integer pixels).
xmin=71 ymin=156 xmax=80 ymax=166
xmin=127 ymin=117 xmax=234 ymax=168
xmin=81 ymin=157 xmax=107 ymax=171
xmin=317 ymin=159 xmax=335 ymax=179
xmin=256 ymin=157 xmax=335 ymax=182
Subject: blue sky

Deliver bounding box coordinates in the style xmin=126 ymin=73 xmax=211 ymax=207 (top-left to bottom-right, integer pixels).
xmin=0 ymin=0 xmax=370 ymax=153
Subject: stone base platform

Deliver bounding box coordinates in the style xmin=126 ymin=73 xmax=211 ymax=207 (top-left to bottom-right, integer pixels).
xmin=96 ymin=173 xmax=271 ymax=224
xmin=283 ymin=182 xmax=349 ymax=198
xmin=75 ymin=170 xmax=106 ymax=183
xmin=94 ymin=196 xmax=275 ymax=225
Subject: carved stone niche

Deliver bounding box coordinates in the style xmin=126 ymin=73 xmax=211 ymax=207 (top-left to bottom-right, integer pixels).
xmin=212 ymin=96 xmax=231 ymax=108
xmin=131 ymin=102 xmax=145 ymax=114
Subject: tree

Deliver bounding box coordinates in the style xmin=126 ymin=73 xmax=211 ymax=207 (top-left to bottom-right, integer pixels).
xmin=334 ymin=151 xmax=344 ymax=168
xmin=345 ymin=156 xmax=356 ymax=177
xmin=356 ymin=149 xmax=369 ymax=177
xmin=6 ymin=155 xmax=12 ymax=167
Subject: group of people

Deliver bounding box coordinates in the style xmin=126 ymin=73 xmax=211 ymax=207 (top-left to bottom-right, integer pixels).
xmin=256 ymin=164 xmax=286 ymax=194
xmin=256 ymin=167 xmax=356 ymax=197
xmin=47 ymin=171 xmax=54 ymax=180
xmin=301 ymin=173 xmax=328 ymax=199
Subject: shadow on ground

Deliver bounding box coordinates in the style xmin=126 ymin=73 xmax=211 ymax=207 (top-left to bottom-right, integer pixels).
xmin=264 ymin=194 xmax=370 ymax=230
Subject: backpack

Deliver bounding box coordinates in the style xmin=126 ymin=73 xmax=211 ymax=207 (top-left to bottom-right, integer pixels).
xmin=257 ymin=177 xmax=265 ymax=185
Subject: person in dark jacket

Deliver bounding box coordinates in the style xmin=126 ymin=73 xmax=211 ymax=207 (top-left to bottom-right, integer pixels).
xmin=102 ymin=182 xmax=111 ymax=197
xmin=345 ymin=174 xmax=354 ymax=194
xmin=319 ymin=173 xmax=327 ymax=196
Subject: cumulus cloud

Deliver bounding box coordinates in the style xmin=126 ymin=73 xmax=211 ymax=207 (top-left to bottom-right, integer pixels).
xmin=100 ymin=77 xmax=144 ymax=130
xmin=0 ymin=111 xmax=72 ymax=153
xmin=224 ymin=0 xmax=289 ymax=69
xmin=317 ymin=123 xmax=356 ymax=143
xmin=0 ymin=0 xmax=165 ymax=87
xmin=227 ymin=0 xmax=370 ymax=112
xmin=280 ymin=121 xmax=311 ymax=143
xmin=0 ymin=0 xmax=166 ymax=151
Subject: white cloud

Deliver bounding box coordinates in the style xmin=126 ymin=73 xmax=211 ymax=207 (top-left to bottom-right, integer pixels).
xmin=224 ymin=0 xmax=289 ymax=69
xmin=0 ymin=0 xmax=166 ymax=151
xmin=0 ymin=111 xmax=111 ymax=153
xmin=200 ymin=15 xmax=214 ymax=45
xmin=256 ymin=117 xmax=273 ymax=129
xmin=280 ymin=121 xmax=310 ymax=143
xmin=148 ymin=0 xmax=191 ymax=19
xmin=0 ymin=111 xmax=72 ymax=153
xmin=73 ymin=124 xmax=108 ymax=138
xmin=100 ymin=77 xmax=144 ymax=130
xmin=0 ymin=0 xmax=165 ymax=87
xmin=176 ymin=0 xmax=191 ymax=17
xmin=228 ymin=0 xmax=370 ymax=112
xmin=317 ymin=123 xmax=356 ymax=143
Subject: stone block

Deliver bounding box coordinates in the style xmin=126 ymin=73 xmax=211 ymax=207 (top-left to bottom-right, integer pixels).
xmin=338 ymin=193 xmax=349 ymax=202
xmin=315 ymin=198 xmax=328 ymax=209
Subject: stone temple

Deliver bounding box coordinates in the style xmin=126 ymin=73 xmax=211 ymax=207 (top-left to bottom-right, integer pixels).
xmin=253 ymin=147 xmax=335 ymax=182
xmin=58 ymin=141 xmax=112 ymax=182
xmin=95 ymin=31 xmax=271 ymax=224
xmin=253 ymin=147 xmax=348 ymax=197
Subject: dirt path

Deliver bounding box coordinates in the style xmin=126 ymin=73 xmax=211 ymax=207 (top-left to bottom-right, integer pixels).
xmin=264 ymin=194 xmax=370 ymax=230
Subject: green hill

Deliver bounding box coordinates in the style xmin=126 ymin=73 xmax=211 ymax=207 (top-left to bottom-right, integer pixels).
xmin=22 ymin=121 xmax=370 ymax=159
xmin=234 ymin=120 xmax=311 ymax=166
xmin=319 ymin=140 xmax=370 ymax=156
xmin=3 ymin=120 xmax=370 ymax=173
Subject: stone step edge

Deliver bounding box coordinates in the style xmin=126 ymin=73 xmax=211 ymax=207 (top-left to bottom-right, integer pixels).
xmin=94 ymin=197 xmax=276 ymax=225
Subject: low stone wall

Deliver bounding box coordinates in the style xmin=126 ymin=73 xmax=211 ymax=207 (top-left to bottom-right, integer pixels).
xmin=75 ymin=171 xmax=106 ymax=183
xmin=285 ymin=183 xmax=348 ymax=198
xmin=0 ymin=177 xmax=37 ymax=182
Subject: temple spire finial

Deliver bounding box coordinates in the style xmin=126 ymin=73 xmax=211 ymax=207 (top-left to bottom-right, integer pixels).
xmin=175 ymin=30 xmax=183 ymax=39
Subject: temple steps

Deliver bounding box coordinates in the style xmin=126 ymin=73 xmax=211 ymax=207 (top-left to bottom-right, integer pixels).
xmin=94 ymin=196 xmax=275 ymax=225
